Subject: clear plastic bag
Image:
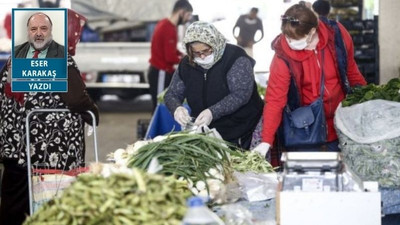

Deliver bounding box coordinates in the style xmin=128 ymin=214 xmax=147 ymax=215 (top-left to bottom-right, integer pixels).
xmin=335 ymin=99 xmax=400 ymax=143
xmin=233 ymin=171 xmax=278 ymax=202
xmin=335 ymin=100 xmax=400 ymax=187
xmin=221 ymin=204 xmax=255 ymax=225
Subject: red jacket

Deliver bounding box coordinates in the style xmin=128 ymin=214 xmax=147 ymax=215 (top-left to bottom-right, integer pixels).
xmin=149 ymin=18 xmax=181 ymax=74
xmin=262 ymin=21 xmax=366 ymax=145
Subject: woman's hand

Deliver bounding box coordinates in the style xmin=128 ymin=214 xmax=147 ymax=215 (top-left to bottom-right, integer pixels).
xmin=252 ymin=142 xmax=271 ymax=158
xmin=194 ymin=109 xmax=213 ymax=126
xmin=174 ymin=106 xmax=191 ymax=126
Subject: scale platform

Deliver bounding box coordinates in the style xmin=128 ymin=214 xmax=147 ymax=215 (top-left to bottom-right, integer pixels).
xmin=281 ymin=152 xmax=343 ymax=192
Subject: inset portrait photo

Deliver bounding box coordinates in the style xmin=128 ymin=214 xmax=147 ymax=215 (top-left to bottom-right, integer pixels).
xmin=13 ymin=9 xmax=66 ymax=59
xmin=11 ymin=8 xmax=68 ymax=92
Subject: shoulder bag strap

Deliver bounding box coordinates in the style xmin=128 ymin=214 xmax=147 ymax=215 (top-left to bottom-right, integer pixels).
xmin=319 ymin=49 xmax=325 ymax=100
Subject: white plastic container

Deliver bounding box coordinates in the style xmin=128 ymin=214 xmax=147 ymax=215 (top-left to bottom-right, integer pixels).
xmin=182 ymin=196 xmax=225 ymax=225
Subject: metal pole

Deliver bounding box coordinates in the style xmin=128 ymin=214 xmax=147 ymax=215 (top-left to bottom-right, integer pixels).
xmin=86 ymin=110 xmax=98 ymax=162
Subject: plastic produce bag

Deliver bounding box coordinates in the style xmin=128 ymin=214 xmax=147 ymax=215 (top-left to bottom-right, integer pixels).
xmin=335 ymin=99 xmax=400 ymax=143
xmin=335 ymin=100 xmax=400 ymax=187
xmin=221 ymin=204 xmax=255 ymax=225
xmin=233 ymin=171 xmax=278 ymax=202
xmin=195 ymin=125 xmax=224 ymax=140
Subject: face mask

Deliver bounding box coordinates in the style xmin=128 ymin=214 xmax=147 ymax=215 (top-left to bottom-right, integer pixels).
xmin=194 ymin=54 xmax=214 ymax=68
xmin=286 ymin=36 xmax=308 ymax=50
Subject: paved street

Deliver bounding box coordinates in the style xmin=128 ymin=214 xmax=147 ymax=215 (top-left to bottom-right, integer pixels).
xmin=85 ymin=94 xmax=153 ymax=163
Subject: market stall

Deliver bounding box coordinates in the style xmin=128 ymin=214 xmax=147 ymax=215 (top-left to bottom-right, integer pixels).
xmin=22 ymin=82 xmax=400 ymax=225
xmin=23 ymin=128 xmax=279 ymax=224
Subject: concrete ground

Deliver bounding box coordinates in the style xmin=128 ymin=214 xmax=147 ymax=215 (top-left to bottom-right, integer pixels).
xmin=85 ymin=94 xmax=153 ymax=163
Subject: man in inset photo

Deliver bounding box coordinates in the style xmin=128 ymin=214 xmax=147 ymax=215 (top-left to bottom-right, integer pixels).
xmin=14 ymin=12 xmax=64 ymax=59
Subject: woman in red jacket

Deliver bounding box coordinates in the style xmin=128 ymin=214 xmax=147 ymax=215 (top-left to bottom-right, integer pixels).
xmin=253 ymin=3 xmax=366 ymax=157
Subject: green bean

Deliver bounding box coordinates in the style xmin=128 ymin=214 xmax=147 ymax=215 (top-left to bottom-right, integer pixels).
xmin=231 ymin=151 xmax=275 ymax=173
xmin=23 ymin=169 xmax=191 ymax=225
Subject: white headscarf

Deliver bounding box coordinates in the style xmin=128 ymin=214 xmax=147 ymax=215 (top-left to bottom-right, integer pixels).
xmin=183 ymin=21 xmax=227 ymax=67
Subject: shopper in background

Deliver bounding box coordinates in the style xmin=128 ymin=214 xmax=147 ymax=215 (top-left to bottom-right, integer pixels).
xmin=312 ymin=0 xmax=331 ymax=18
xmin=253 ymin=3 xmax=366 ymax=157
xmin=0 ymin=9 xmax=99 ymax=225
xmin=232 ymin=7 xmax=264 ymax=57
xmin=148 ymin=0 xmax=193 ymax=111
xmin=165 ymin=21 xmax=264 ymax=150
xmin=14 ymin=12 xmax=64 ymax=59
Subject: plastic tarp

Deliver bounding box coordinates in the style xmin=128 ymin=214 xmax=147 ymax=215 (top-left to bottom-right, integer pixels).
xmin=71 ymin=0 xmax=124 ymax=22
xmin=71 ymin=0 xmax=176 ymax=23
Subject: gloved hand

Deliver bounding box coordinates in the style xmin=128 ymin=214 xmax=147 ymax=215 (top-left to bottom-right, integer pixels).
xmin=194 ymin=109 xmax=213 ymax=126
xmin=252 ymin=142 xmax=271 ymax=158
xmin=174 ymin=106 xmax=191 ymax=127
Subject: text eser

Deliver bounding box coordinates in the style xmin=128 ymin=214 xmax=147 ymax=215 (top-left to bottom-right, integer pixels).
xmin=31 ymin=60 xmax=48 ymax=67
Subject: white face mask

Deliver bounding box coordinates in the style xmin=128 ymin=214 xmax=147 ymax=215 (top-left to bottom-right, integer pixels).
xmin=286 ymin=36 xmax=308 ymax=50
xmin=194 ymin=54 xmax=215 ymax=68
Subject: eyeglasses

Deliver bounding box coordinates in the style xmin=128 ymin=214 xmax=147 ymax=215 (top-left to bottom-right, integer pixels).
xmin=192 ymin=47 xmax=213 ymax=57
xmin=281 ymin=15 xmax=315 ymax=26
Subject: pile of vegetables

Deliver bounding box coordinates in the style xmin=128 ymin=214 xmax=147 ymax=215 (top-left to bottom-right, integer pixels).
xmin=230 ymin=151 xmax=275 ymax=174
xmin=125 ymin=132 xmax=276 ymax=201
xmin=342 ymin=78 xmax=400 ymax=107
xmin=24 ymin=168 xmax=191 ymax=225
xmin=127 ymin=133 xmax=237 ymax=193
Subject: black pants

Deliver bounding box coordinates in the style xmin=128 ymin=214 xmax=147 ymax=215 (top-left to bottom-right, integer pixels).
xmin=148 ymin=66 xmax=173 ymax=112
xmin=0 ymin=161 xmax=29 ymax=225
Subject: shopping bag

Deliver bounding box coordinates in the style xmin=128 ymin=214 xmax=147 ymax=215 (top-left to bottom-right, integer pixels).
xmin=282 ymin=97 xmax=327 ymax=148
xmin=32 ymin=167 xmax=88 ymax=212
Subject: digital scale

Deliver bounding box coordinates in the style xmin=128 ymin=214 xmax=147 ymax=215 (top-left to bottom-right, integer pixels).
xmin=277 ymin=152 xmax=381 ymax=225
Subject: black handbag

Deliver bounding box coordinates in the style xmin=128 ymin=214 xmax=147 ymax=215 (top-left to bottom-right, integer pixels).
xmin=282 ymin=53 xmax=327 ymax=148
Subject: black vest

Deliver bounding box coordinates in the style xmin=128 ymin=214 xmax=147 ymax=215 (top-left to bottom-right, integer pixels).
xmin=179 ymin=44 xmax=264 ymax=142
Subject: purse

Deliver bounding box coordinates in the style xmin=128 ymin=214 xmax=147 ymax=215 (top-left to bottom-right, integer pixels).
xmin=282 ymin=53 xmax=327 ymax=148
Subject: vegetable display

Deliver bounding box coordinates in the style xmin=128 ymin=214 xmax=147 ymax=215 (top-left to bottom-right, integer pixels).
xmin=127 ymin=133 xmax=236 ymax=188
xmin=24 ymin=168 xmax=191 ymax=225
xmin=342 ymin=78 xmax=400 ymax=107
xmin=230 ymin=151 xmax=275 ymax=173
xmin=337 ymin=128 xmax=400 ymax=188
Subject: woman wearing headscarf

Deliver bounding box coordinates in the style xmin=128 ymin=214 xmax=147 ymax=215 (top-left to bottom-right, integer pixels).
xmin=0 ymin=9 xmax=98 ymax=225
xmin=164 ymin=21 xmax=263 ymax=149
